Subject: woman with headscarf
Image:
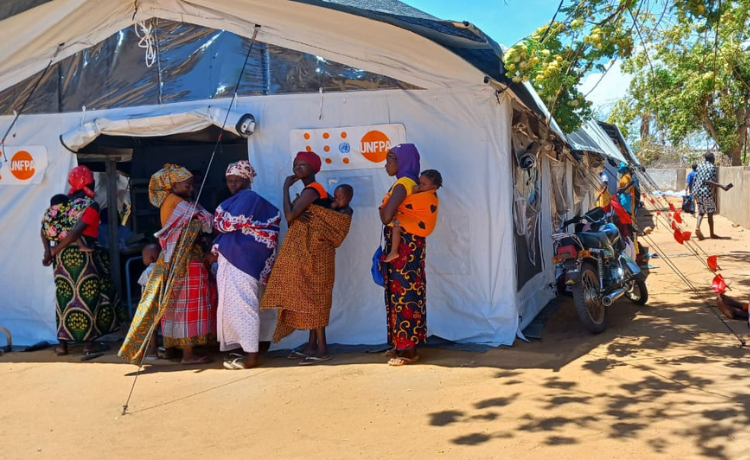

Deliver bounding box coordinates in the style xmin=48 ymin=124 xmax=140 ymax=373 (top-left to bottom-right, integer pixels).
xmin=379 ymin=143 xmax=431 ymax=366
xmin=617 ymin=162 xmax=636 ymax=218
xmin=41 ymin=165 xmax=123 ymax=358
xmin=261 ymin=151 xmax=352 ymax=365
xmin=118 ymin=164 xmax=215 ymax=365
xmin=214 ymin=161 xmax=280 ymax=370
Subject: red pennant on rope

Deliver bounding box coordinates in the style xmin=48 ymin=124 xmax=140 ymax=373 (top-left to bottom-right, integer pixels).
xmin=712 ymin=274 xmax=727 ymax=294
xmin=671 ymin=221 xmax=677 ymax=230
xmin=643 ymin=193 xmax=647 ymax=199
xmin=673 ymin=228 xmax=684 ymax=244
xmin=656 ymin=211 xmax=661 ymax=216
xmin=682 ymin=231 xmax=691 ymax=241
xmin=707 ymin=255 xmax=718 ymax=272
xmin=650 ymin=199 xmax=656 ymax=205
xmin=669 ymin=202 xmax=676 ymax=212
xmin=674 ymin=211 xmax=682 ymax=224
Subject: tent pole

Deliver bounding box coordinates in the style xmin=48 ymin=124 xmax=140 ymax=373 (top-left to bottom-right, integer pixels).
xmin=106 ymin=159 xmax=122 ymax=298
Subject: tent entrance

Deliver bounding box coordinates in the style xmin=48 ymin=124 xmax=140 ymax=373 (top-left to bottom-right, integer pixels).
xmin=74 ymin=126 xmax=248 ymax=313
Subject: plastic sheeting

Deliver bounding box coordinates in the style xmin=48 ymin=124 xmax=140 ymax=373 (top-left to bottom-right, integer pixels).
xmin=0 ymin=88 xmax=556 ymax=348
xmin=567 ymin=119 xmax=628 ymax=163
xmin=0 ymin=19 xmax=420 ymax=115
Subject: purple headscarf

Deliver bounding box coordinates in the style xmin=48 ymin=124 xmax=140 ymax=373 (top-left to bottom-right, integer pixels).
xmin=391 ymin=143 xmax=421 ymax=182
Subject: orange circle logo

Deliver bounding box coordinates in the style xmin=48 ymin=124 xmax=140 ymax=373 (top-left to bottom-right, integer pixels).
xmin=360 ymin=130 xmax=391 ymax=163
xmin=10 ymin=150 xmax=35 ymax=180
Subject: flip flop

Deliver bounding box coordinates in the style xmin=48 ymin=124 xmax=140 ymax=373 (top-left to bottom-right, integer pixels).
xmin=384 ymin=349 xmax=398 ymax=358
xmin=228 ymin=352 xmax=245 ymax=360
xmin=388 ymin=355 xmax=420 ymax=367
xmin=287 ymin=350 xmax=308 ymax=360
xmin=223 ymin=357 xmax=246 ymax=370
xmin=298 ymin=355 xmax=332 ymax=366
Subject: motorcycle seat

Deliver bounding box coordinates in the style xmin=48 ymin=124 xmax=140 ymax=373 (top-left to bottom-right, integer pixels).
xmin=576 ymin=231 xmax=610 ymax=248
xmin=601 ymin=223 xmax=620 ymax=243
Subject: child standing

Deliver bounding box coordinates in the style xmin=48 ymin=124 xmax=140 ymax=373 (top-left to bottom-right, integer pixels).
xmin=383 ymin=169 xmax=442 ymax=263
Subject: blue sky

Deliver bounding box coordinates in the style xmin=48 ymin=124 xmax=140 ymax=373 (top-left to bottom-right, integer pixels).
xmin=405 ymin=0 xmax=560 ymax=46
xmin=404 ymin=0 xmax=630 ymax=113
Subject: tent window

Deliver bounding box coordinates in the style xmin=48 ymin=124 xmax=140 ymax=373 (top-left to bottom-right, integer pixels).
xmin=0 ymin=19 xmax=423 ymax=115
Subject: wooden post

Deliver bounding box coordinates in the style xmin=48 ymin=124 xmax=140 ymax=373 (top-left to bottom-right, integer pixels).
xmin=105 ymin=159 xmax=122 ymax=297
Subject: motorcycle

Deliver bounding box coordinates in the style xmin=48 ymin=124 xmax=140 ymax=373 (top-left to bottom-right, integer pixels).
xmin=551 ymin=206 xmax=648 ymax=333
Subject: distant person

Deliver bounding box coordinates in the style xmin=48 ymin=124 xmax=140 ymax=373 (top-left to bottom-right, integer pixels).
xmin=596 ymin=173 xmax=611 ymax=209
xmin=683 ymin=163 xmax=698 ymax=214
xmin=685 ymin=163 xmax=698 ymax=195
xmin=617 ymin=162 xmax=636 ymax=219
xmin=693 ymin=152 xmax=733 ymax=240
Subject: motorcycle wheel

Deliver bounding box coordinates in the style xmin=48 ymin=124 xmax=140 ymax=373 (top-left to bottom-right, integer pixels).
xmin=626 ymin=278 xmax=649 ymax=305
xmin=571 ymin=262 xmax=607 ymax=334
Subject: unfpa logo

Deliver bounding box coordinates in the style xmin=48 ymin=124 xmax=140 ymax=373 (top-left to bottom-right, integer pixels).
xmin=10 ymin=150 xmax=35 ymax=180
xmin=360 ymin=130 xmax=391 ymax=163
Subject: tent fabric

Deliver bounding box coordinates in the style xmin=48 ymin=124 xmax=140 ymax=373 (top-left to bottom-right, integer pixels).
xmin=0 ymin=0 xmax=562 ymax=348
xmin=567 ymin=119 xmax=628 ymax=163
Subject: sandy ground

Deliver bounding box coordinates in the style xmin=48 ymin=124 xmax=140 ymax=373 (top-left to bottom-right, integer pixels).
xmin=2 ymin=203 xmax=750 ymax=460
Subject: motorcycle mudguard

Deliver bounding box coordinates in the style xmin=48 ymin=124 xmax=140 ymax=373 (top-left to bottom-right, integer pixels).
xmin=620 ymin=253 xmax=646 ymax=281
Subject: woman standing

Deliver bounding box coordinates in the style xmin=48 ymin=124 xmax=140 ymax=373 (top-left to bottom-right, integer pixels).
xmin=261 ymin=151 xmax=352 ymax=365
xmin=380 ymin=144 xmax=427 ymax=366
xmin=41 ymin=165 xmax=123 ymax=358
xmin=214 ymin=161 xmax=280 ymax=369
xmin=118 ymin=164 xmax=215 ymax=365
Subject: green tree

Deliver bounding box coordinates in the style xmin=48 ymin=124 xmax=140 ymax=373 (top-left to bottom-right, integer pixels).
xmin=505 ymin=1 xmax=750 ymax=165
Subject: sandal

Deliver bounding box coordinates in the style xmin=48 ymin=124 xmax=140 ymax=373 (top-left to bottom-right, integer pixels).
xmin=388 ymin=355 xmax=420 ymax=367
xmin=223 ymin=357 xmax=247 ymax=370
xmin=287 ymin=350 xmax=308 ymax=360
xmin=298 ymin=355 xmax=333 ymax=366
xmin=80 ymin=351 xmax=105 ymax=361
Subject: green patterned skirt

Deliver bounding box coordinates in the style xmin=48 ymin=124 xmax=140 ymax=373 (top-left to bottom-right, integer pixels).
xmin=53 ymin=237 xmax=123 ymax=342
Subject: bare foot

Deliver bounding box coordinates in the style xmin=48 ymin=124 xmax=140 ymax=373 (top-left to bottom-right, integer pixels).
xmin=244 ymin=353 xmax=260 ymax=369
xmin=383 ymin=252 xmax=399 ymax=263
xmin=54 ymin=344 xmax=68 ymax=356
xmin=710 ymin=234 xmax=726 ymax=240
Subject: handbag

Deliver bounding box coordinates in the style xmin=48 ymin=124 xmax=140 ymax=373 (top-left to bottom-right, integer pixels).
xmin=371 ymin=246 xmax=385 ymax=287
xmin=371 ymin=229 xmax=386 ymax=287
xmin=682 ymin=195 xmax=694 ymax=213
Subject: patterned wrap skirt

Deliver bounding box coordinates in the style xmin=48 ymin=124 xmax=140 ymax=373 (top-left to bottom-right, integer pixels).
xmin=161 ymin=258 xmax=217 ymax=349
xmin=383 ymin=226 xmax=427 ymax=350
xmin=53 ymin=237 xmax=123 ymax=342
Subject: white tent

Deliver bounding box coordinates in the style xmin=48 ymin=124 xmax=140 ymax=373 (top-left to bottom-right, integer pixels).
xmin=0 ymin=0 xmax=564 ymax=347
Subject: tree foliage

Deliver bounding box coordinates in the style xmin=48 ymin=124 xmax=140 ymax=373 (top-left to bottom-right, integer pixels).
xmin=505 ymin=0 xmax=750 ymax=165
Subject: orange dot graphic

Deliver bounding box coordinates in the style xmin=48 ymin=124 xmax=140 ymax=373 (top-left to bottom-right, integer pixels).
xmin=341 ymin=132 xmax=348 ymax=139
xmin=306 ymin=146 xmax=312 ymax=152
xmin=359 ymin=130 xmax=391 ymax=163
xmin=323 ymin=132 xmax=330 ymax=139
xmin=10 ymin=150 xmax=35 ymax=181
xmin=303 ymin=133 xmax=311 ymax=140
xmin=342 ymin=157 xmax=350 ymax=164
xmin=323 ymin=145 xmax=330 ymax=152
xmin=325 ymin=158 xmax=332 ymax=164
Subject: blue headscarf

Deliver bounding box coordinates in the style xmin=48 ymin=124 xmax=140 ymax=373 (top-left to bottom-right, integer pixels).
xmin=214 ymin=190 xmax=281 ymax=283
xmin=618 ymin=161 xmax=630 ymax=175
xmin=391 ymin=143 xmax=421 ymax=183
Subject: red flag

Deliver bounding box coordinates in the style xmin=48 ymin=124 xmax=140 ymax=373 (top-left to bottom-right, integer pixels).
xmin=707 ymin=255 xmax=718 ymax=272
xmin=650 ymin=199 xmax=656 ymax=205
xmin=671 ymin=221 xmax=677 ymax=230
xmin=712 ymin=274 xmax=727 ymax=294
xmin=669 ymin=203 xmax=676 ymax=212
xmin=656 ymin=211 xmax=661 ymax=216
xmin=674 ymin=211 xmax=682 ymax=224
xmin=682 ymin=231 xmax=691 ymax=241
xmin=673 ymin=228 xmax=684 ymax=244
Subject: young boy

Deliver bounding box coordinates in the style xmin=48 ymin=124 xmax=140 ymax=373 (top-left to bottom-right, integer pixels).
xmin=330 ymin=184 xmax=354 ymax=215
xmin=384 ymin=169 xmax=442 ymax=263
xmin=42 ymin=194 xmax=93 ymax=252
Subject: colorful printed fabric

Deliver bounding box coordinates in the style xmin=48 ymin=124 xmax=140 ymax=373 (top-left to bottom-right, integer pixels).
xmin=261 ymin=205 xmax=352 ymax=343
xmin=214 ymin=189 xmax=280 ymax=284
xmin=387 ymin=191 xmax=439 ymax=238
xmin=383 ymin=226 xmax=427 ymax=350
xmin=67 ymin=165 xmax=96 ymax=198
xmin=618 ymin=172 xmax=635 ymax=215
xmin=156 ymin=199 xmax=212 ymax=262
xmin=118 ymin=217 xmax=208 ymax=363
xmin=118 ymin=200 xmax=213 ymax=363
xmin=225 ymin=160 xmax=256 ymax=181
xmin=54 ymin=237 xmax=124 ymax=342
xmin=148 ymin=164 xmax=193 ymax=208
xmin=41 ymin=197 xmax=93 ymax=241
xmin=161 ymin=259 xmax=216 ymax=349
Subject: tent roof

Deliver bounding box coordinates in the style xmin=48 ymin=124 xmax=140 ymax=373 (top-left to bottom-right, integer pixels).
xmin=0 ymin=0 xmax=552 ymax=123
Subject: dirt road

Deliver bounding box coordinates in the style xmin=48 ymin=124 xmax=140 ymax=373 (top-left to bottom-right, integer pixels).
xmin=2 ymin=208 xmax=749 ymax=459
